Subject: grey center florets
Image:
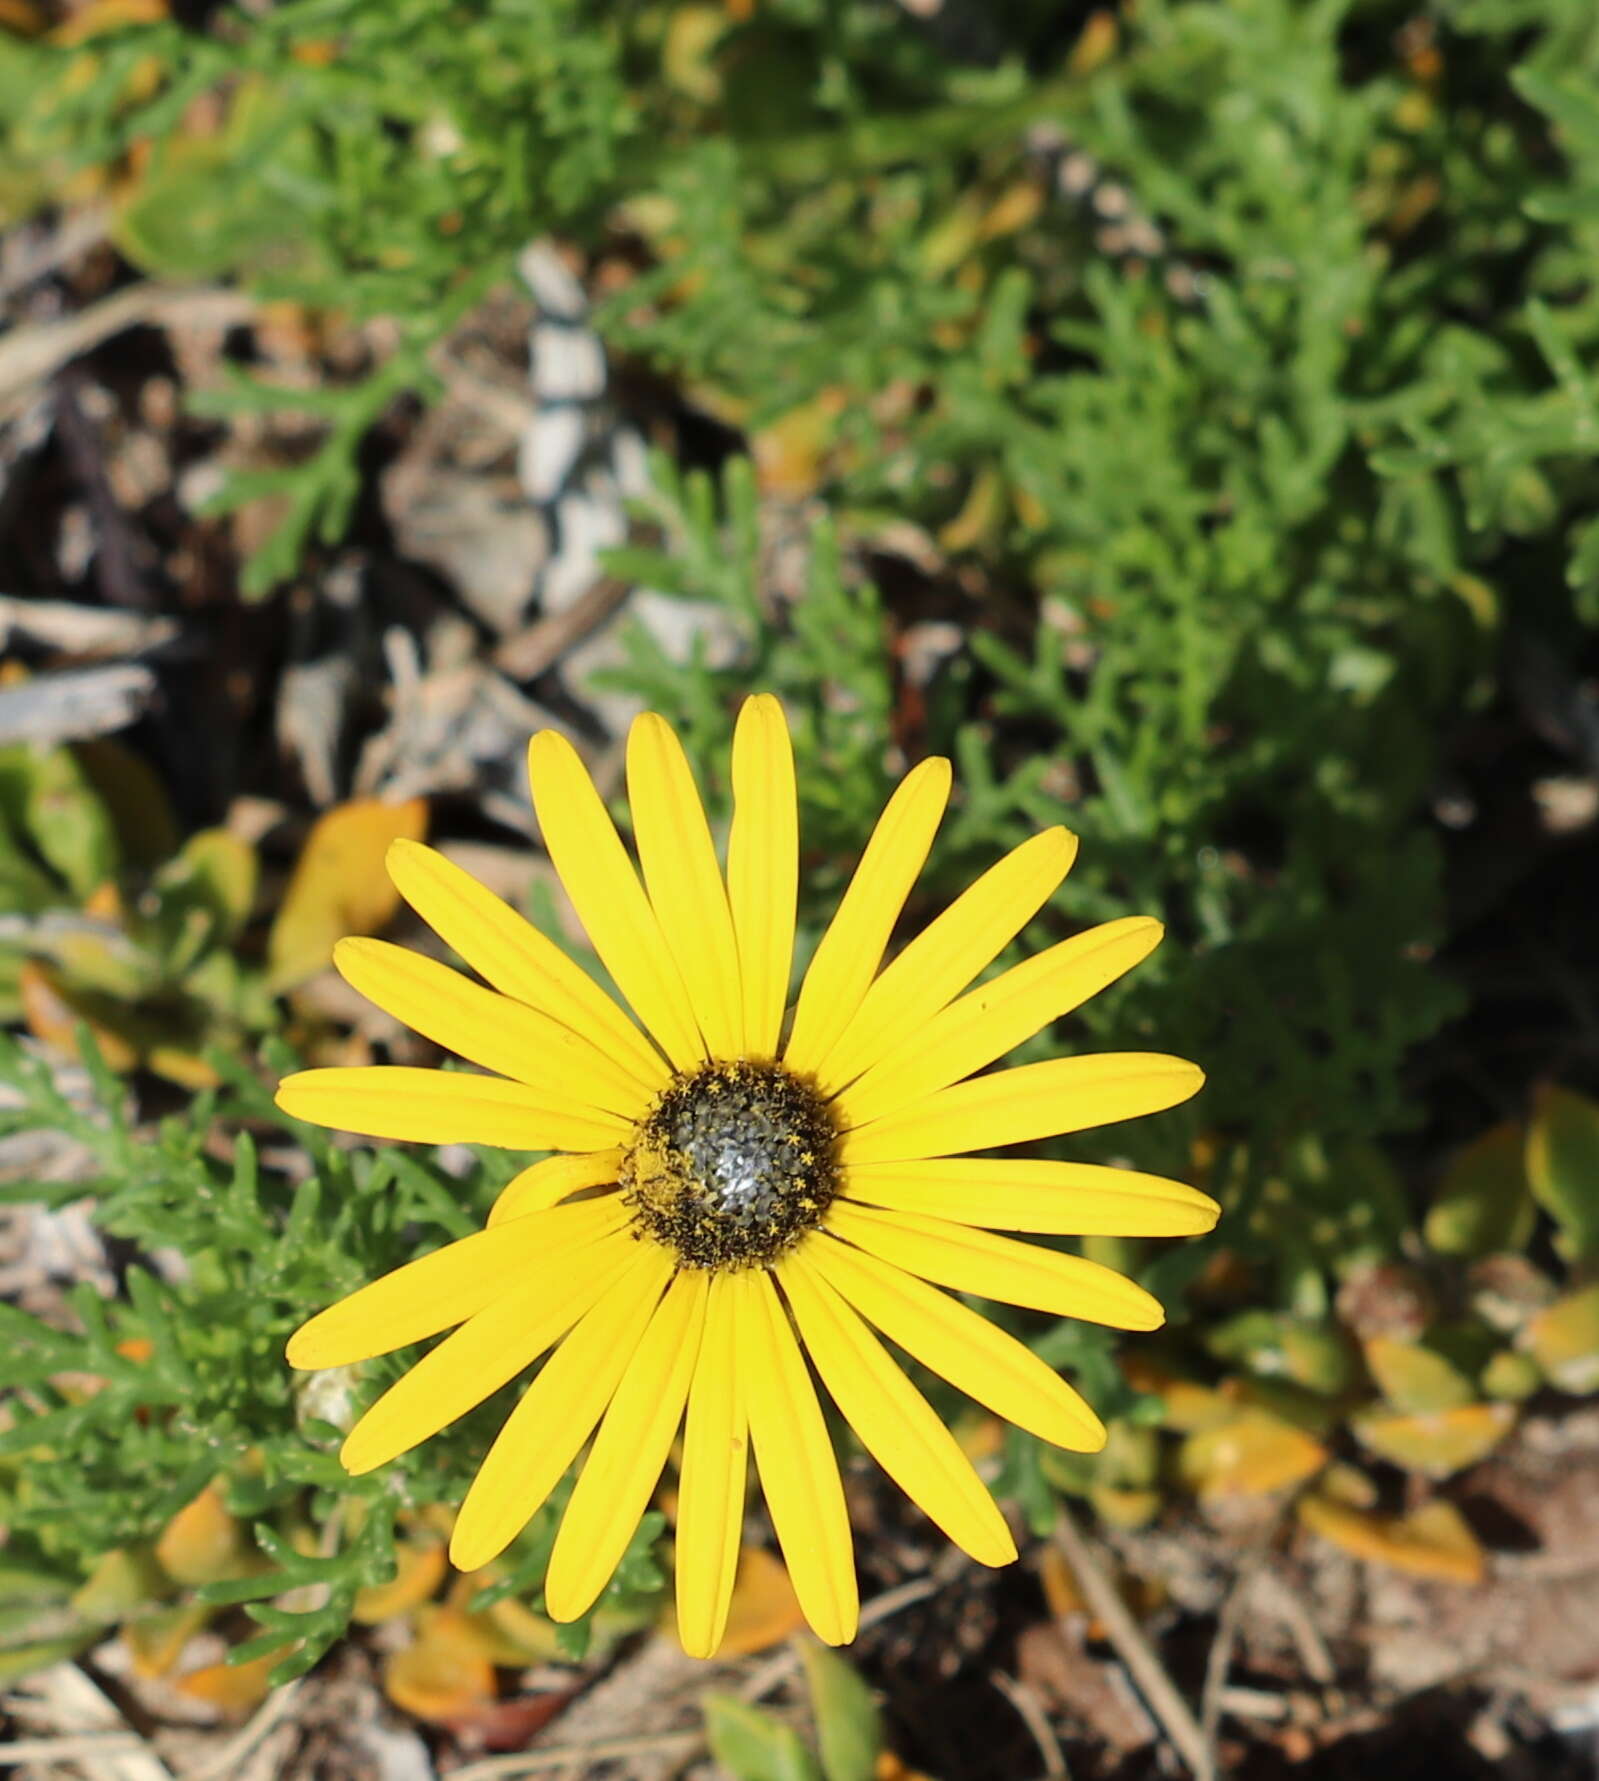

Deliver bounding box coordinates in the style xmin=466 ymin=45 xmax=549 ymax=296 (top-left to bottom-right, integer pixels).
xmin=620 ymin=1059 xmax=842 ymax=1269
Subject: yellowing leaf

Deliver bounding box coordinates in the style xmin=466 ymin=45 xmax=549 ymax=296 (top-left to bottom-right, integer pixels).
xmin=939 ymin=466 xmax=1007 ymax=554
xmin=478 ymin=1595 xmax=564 ymax=1663
xmin=51 ymin=0 xmax=167 ymax=44
xmin=75 ymin=738 xmax=179 ymax=870
xmin=705 ymin=1544 xmax=807 ymax=1658
xmin=1526 ymin=1085 xmax=1599 ymax=1261
xmin=1177 ymin=1409 xmax=1326 ymax=1500
xmin=1091 ymin=1484 xmax=1162 ymax=1529
xmin=1524 ymin=1283 xmax=1599 ymax=1395
xmin=177 ymin=1648 xmax=284 ymax=1714
xmin=1298 ymin=1493 xmax=1485 ymax=1584
xmin=160 ymin=828 xmax=259 ymax=942
xmin=1362 ymin=1336 xmax=1476 ymax=1414
xmin=19 ymin=960 xmax=138 ymax=1072
xmin=124 ymin=1603 xmax=212 ymax=1679
xmin=267 ymin=798 xmax=427 ymax=990
xmin=155 ymin=1483 xmax=249 ymax=1586
xmin=352 ymin=1540 xmax=447 ymax=1626
xmin=1425 ymin=1122 xmax=1535 ymax=1258
xmin=1121 ymin=1357 xmax=1235 ymax=1433
xmin=1480 ymin=1349 xmax=1542 ymax=1402
xmin=750 ymin=391 xmax=844 ymax=498
xmin=71 ymin=1546 xmax=167 ymax=1622
xmin=383 ymin=1606 xmax=497 ymax=1725
xmin=1352 ymin=1403 xmax=1516 ymax=1479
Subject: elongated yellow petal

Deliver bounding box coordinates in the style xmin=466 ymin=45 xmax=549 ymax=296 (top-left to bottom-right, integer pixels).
xmin=839 ymin=917 xmax=1162 ymax=1127
xmin=740 ymin=1270 xmax=858 ymax=1646
xmin=488 ymin=1150 xmax=623 ymax=1227
xmin=544 ymin=1271 xmax=708 ymax=1622
xmin=843 ymin=1157 xmax=1220 ymax=1237
xmin=287 ymin=1196 xmax=629 ymax=1369
xmin=386 ymin=839 xmax=668 ymax=1094
xmin=727 ymin=695 xmax=797 ymax=1058
xmin=816 ymin=827 xmax=1078 ymax=1095
xmin=675 ymin=1274 xmax=748 ymax=1659
xmin=841 ymin=1052 xmax=1204 ymax=1164
xmin=449 ymin=1243 xmax=675 ymax=1573
xmin=784 ymin=757 xmax=951 ymax=1075
xmin=340 ymin=1234 xmax=635 ymax=1474
xmin=275 ymin=1066 xmax=628 ymax=1151
xmin=335 ymin=938 xmax=650 ymax=1120
xmin=806 ymin=1234 xmax=1105 ymax=1451
xmin=627 ymin=713 xmax=745 ymax=1059
xmin=779 ymin=1249 xmax=1015 ymax=1566
xmin=827 ymin=1201 xmax=1164 ymax=1329
xmin=528 ymin=731 xmax=707 ymax=1071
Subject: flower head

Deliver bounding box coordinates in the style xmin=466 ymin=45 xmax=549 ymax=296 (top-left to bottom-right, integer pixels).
xmin=279 ymin=696 xmax=1212 ymax=1655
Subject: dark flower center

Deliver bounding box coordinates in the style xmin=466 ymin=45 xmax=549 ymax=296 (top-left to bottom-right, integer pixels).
xmin=621 ymin=1058 xmax=842 ymax=1269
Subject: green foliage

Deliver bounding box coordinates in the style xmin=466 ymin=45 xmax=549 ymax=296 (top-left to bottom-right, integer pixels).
xmin=0 ymin=738 xmax=270 ymax=1076
xmin=0 ymin=1031 xmax=658 ymax=1682
xmin=4 ymin=0 xmax=1599 ymax=1693
xmin=704 ymin=1643 xmax=885 ymax=1781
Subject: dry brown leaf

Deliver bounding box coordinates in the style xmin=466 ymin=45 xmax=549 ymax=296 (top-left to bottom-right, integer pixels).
xmin=1298 ymin=1492 xmax=1486 ymax=1584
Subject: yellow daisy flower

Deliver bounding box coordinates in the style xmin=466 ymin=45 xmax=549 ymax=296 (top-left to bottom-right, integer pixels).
xmin=280 ymin=695 xmax=1212 ymax=1657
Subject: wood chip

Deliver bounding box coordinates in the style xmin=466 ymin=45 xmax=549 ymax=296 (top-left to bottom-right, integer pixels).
xmin=0 ymin=663 xmax=157 ymax=746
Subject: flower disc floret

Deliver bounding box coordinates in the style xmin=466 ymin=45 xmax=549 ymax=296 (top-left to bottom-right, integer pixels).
xmin=622 ymin=1059 xmax=841 ymax=1269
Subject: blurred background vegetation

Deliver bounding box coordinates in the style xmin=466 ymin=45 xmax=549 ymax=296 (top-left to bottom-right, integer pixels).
xmin=2 ymin=0 xmax=1599 ymax=1774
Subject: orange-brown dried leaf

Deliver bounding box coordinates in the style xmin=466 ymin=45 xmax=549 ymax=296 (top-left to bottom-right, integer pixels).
xmin=1298 ymin=1493 xmax=1485 ymax=1584
xmin=383 ymin=1606 xmax=498 ymax=1725
xmin=155 ymin=1483 xmax=249 ymax=1586
xmin=352 ymin=1540 xmax=447 ymax=1626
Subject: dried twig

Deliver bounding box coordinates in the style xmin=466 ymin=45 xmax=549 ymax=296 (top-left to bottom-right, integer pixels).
xmin=1200 ymin=1505 xmax=1289 ymax=1753
xmin=0 ymin=284 xmax=254 ymax=418
xmin=8 ymin=1664 xmax=177 ymax=1781
xmin=0 ymin=1733 xmax=147 ymax=1767
xmin=450 ymin=1728 xmax=706 ymax=1781
xmin=1051 ymin=1505 xmax=1213 ymax=1781
xmin=0 ymin=596 xmax=178 ymax=659
xmin=992 ymin=1669 xmax=1070 ymax=1779
xmin=493 ymin=575 xmax=635 ymax=682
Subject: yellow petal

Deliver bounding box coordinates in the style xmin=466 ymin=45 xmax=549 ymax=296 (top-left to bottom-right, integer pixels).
xmin=340 ymin=1234 xmax=635 ymax=1474
xmin=544 ymin=1271 xmax=708 ymax=1622
xmin=626 ymin=713 xmax=745 ymax=1059
xmin=386 ymin=839 xmax=668 ymax=1095
xmin=288 ymin=1196 xmax=629 ymax=1369
xmin=816 ymin=827 xmax=1078 ymax=1095
xmin=827 ymin=1201 xmax=1164 ymax=1330
xmin=727 ymin=694 xmax=798 ymax=1058
xmin=806 ymin=1234 xmax=1105 ymax=1451
xmin=488 ymin=1151 xmax=623 ymax=1227
xmin=779 ymin=1248 xmax=1016 ymax=1566
xmin=448 ymin=1243 xmax=675 ymax=1573
xmin=527 ymin=731 xmax=707 ymax=1071
xmin=275 ymin=1066 xmax=628 ymax=1151
xmin=739 ymin=1270 xmax=859 ymax=1646
xmin=839 ymin=917 xmax=1162 ymax=1126
xmin=675 ymin=1274 xmax=749 ymax=1659
xmin=783 ymin=757 xmax=951 ymax=1075
xmin=334 ymin=938 xmax=650 ymax=1120
xmin=841 ymin=1052 xmax=1205 ymax=1164
xmin=843 ymin=1157 xmax=1219 ymax=1238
